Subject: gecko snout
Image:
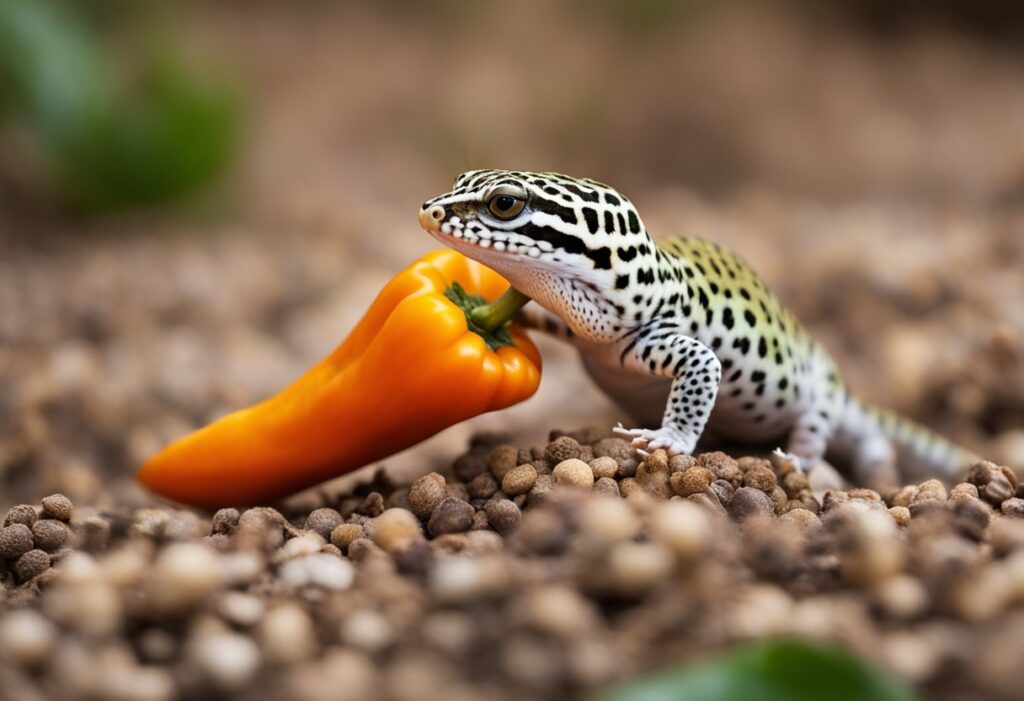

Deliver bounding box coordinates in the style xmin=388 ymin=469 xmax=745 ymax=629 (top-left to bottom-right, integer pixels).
xmin=419 ymin=205 xmax=446 ymax=230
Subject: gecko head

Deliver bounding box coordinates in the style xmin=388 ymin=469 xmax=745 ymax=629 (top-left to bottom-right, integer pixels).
xmin=419 ymin=169 xmax=648 ymax=289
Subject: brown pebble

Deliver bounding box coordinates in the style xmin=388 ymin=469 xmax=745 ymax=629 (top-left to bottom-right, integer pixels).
xmin=949 ymin=483 xmax=979 ymax=501
xmin=728 ymin=487 xmax=773 ymax=521
xmin=305 ymin=508 xmax=344 ymax=539
xmin=371 ymin=509 xmax=422 ymax=553
xmin=330 ymin=523 xmax=365 ymax=552
xmin=4 ymin=505 xmax=37 ymax=528
xmin=589 ymin=457 xmax=618 ymax=480
xmin=954 ymin=497 xmax=992 ymax=540
xmin=982 ymin=473 xmax=1015 ymax=506
xmin=999 ymin=465 xmax=1020 ymax=492
xmin=708 ymin=479 xmax=735 ymax=505
xmin=966 ymin=461 xmax=998 ymax=487
xmin=211 ymin=508 xmax=240 ymax=535
xmin=552 ymin=459 xmax=594 ymax=488
xmin=593 ymin=477 xmax=620 ymax=497
xmin=30 ymin=519 xmax=67 ymax=551
xmin=408 ymin=473 xmax=447 ymax=520
xmin=913 ymin=479 xmax=948 ymax=503
xmin=79 ymin=515 xmax=112 ymax=551
xmin=770 ymin=487 xmax=788 ymax=514
xmin=428 ymin=498 xmax=475 ymax=536
xmin=15 ymin=549 xmax=50 ymax=581
xmin=517 ymin=510 xmax=568 ymax=555
xmin=742 ymin=462 xmax=777 ymax=493
xmin=890 ymin=486 xmax=918 ymax=508
xmin=485 ymin=499 xmax=522 ymax=534
xmin=593 ymin=438 xmax=636 ymax=477
xmin=359 ymin=492 xmax=386 ymax=517
xmin=467 ymin=473 xmax=499 ymax=500
xmin=1002 ymin=498 xmax=1024 ymax=518
xmin=618 ymin=478 xmax=641 ymax=497
xmin=502 ymin=464 xmax=538 ymax=496
xmin=0 ymin=524 xmax=34 ymax=559
xmin=889 ymin=506 xmax=911 ymax=528
xmin=698 ymin=452 xmax=742 ymax=486
xmin=781 ymin=470 xmax=810 ymax=496
xmin=527 ymin=475 xmax=554 ymax=508
xmin=545 ymin=436 xmax=584 ymax=465
xmin=41 ymin=494 xmax=73 ymax=521
xmin=489 ymin=445 xmax=521 ymax=480
xmin=781 ymin=508 xmax=821 ymax=531
xmin=668 ymin=454 xmax=697 ymax=473
xmin=453 ymin=451 xmax=489 ymax=481
xmin=671 ymin=467 xmax=713 ymax=497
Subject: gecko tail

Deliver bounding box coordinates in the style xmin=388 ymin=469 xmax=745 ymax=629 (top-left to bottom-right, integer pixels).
xmin=834 ymin=396 xmax=981 ymax=483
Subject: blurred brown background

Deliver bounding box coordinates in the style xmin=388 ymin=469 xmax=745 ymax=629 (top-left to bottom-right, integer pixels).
xmin=2 ymin=0 xmax=1023 ymax=510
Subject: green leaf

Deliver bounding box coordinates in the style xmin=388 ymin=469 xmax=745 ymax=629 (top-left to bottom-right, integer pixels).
xmin=593 ymin=640 xmax=917 ymax=701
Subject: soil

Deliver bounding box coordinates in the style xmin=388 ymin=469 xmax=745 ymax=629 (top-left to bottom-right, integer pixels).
xmin=1 ymin=2 xmax=1023 ymax=700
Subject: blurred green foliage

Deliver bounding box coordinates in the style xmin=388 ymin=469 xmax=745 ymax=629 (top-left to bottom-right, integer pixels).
xmin=594 ymin=640 xmax=917 ymax=701
xmin=0 ymin=0 xmax=240 ymax=210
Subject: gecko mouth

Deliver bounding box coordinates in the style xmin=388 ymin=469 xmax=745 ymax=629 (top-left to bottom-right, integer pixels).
xmin=419 ymin=209 xmax=543 ymax=258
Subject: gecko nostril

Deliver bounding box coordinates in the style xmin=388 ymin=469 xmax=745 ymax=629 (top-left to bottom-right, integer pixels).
xmin=428 ymin=205 xmax=445 ymax=222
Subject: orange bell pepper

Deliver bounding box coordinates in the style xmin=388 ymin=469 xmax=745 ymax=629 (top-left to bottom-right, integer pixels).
xmin=137 ymin=250 xmax=541 ymax=509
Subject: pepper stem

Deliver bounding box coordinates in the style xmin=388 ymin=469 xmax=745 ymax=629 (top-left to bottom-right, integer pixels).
xmin=444 ymin=282 xmax=532 ymax=351
xmin=470 ymin=286 xmax=531 ymax=333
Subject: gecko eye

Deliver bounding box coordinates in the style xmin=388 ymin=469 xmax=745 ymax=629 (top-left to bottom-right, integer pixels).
xmin=487 ymin=194 xmax=525 ymax=220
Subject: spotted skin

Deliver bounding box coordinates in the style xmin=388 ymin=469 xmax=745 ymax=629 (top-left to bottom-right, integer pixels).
xmin=419 ymin=169 xmax=978 ymax=486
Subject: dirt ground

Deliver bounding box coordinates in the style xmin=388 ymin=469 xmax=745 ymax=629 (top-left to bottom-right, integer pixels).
xmin=1 ymin=2 xmax=1023 ymax=699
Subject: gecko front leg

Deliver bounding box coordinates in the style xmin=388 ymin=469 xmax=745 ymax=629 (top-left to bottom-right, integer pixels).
xmin=614 ymin=330 xmax=722 ymax=456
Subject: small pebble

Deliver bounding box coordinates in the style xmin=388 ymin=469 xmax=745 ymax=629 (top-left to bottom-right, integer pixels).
xmin=670 ymin=467 xmax=713 ymax=497
xmin=15 ymin=549 xmax=51 ymax=581
xmin=544 ymin=436 xmax=583 ymax=464
xmin=259 ymin=603 xmax=317 ymax=663
xmin=593 ymin=476 xmax=620 ymax=497
xmin=340 ymin=609 xmax=394 ymax=653
xmin=0 ymin=523 xmax=34 ymax=559
xmin=888 ymin=505 xmax=910 ymax=528
xmin=552 ymin=459 xmax=594 ymax=488
xmin=31 ymin=519 xmax=67 ymax=551
xmin=728 ymin=487 xmax=774 ymax=521
xmin=648 ymin=501 xmax=710 ymax=558
xmin=428 ymin=497 xmax=475 ymax=536
xmin=1002 ymin=498 xmax=1024 ymax=518
xmin=502 ymin=464 xmax=538 ymax=496
xmin=304 ymin=508 xmax=344 ymax=539
xmin=372 ymin=509 xmax=422 ymax=553
xmin=279 ymin=553 xmax=355 ymax=590
xmin=949 ymin=483 xmax=978 ymax=501
xmin=330 ymin=523 xmax=365 ymax=551
xmin=4 ymin=504 xmax=37 ymax=528
xmin=485 ymin=498 xmax=522 ymax=534
xmin=607 ymin=542 xmax=673 ymax=595
xmin=780 ymin=507 xmax=822 ymax=531
xmin=192 ymin=631 xmax=262 ymax=692
xmin=742 ymin=462 xmax=777 ymax=492
xmin=211 ymin=508 xmax=241 ymax=535
xmin=408 ymin=473 xmax=447 ymax=520
xmin=149 ymin=543 xmax=224 ymax=613
xmin=467 ymin=472 xmax=499 ymax=500
xmin=579 ymin=497 xmax=640 ymax=544
xmin=41 ymin=493 xmax=74 ymax=521
xmin=489 ymin=445 xmax=520 ymax=480
xmin=913 ymin=479 xmax=948 ymax=503
xmin=589 ymin=457 xmax=618 ymax=480
xmin=0 ymin=609 xmax=57 ymax=667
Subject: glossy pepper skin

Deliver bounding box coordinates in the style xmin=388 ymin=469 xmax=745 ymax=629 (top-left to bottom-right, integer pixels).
xmin=137 ymin=250 xmax=541 ymax=509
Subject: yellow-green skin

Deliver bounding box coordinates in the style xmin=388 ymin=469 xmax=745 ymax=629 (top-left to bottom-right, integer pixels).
xmin=420 ymin=169 xmax=978 ymax=485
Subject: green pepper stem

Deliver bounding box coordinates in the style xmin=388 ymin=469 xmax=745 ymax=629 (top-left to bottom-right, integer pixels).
xmin=470 ymin=287 xmax=531 ymax=333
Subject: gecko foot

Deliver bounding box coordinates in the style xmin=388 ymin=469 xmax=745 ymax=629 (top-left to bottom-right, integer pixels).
xmin=771 ymin=448 xmax=810 ymax=473
xmin=613 ymin=424 xmax=695 ymax=457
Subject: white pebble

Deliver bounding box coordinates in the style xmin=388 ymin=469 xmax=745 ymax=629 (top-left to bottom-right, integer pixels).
xmin=648 ymin=501 xmax=711 ymax=558
xmin=260 ymin=604 xmax=317 ymax=663
xmin=340 ymin=609 xmax=395 ymax=653
xmin=218 ymin=592 xmax=266 ymax=627
xmin=430 ymin=556 xmax=507 ymax=603
xmin=150 ymin=543 xmax=224 ymax=613
xmin=192 ymin=631 xmax=262 ymax=691
xmin=0 ymin=609 xmax=58 ymax=667
xmin=279 ymin=553 xmax=354 ymax=591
